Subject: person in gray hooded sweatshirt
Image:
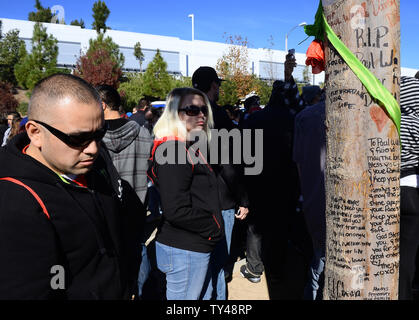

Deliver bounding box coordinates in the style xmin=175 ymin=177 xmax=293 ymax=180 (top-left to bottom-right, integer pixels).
xmin=97 ymin=85 xmax=153 ymax=299
xmin=97 ymin=85 xmax=152 ymax=204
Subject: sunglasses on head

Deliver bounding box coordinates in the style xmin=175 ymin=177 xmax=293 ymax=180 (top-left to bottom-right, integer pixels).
xmin=32 ymin=120 xmax=107 ymax=148
xmin=178 ymin=105 xmax=209 ymax=117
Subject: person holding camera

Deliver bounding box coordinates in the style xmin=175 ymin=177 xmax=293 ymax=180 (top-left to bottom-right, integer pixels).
xmin=241 ymin=51 xmax=303 ymax=298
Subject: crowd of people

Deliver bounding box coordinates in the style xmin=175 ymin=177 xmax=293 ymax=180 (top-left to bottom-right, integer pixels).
xmin=0 ymin=51 xmax=418 ymax=300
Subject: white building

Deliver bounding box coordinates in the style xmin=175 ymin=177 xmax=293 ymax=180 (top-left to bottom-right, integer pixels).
xmin=1 ymin=18 xmax=416 ymax=85
xmin=0 ymin=18 xmax=324 ymax=84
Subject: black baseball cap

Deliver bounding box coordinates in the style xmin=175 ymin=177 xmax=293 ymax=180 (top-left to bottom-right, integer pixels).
xmin=192 ymin=66 xmax=224 ymax=92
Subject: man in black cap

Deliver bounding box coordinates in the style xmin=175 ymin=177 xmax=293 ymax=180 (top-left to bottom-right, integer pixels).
xmin=192 ymin=66 xmax=249 ymax=300
xmin=192 ymin=66 xmax=235 ymax=130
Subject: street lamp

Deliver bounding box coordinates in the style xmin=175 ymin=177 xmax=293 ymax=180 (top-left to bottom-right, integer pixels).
xmin=285 ymin=21 xmax=307 ymax=52
xmin=188 ymin=14 xmax=194 ymax=41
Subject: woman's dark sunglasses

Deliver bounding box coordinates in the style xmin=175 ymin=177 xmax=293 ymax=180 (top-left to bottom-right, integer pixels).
xmin=178 ymin=105 xmax=209 ymax=117
xmin=32 ymin=120 xmax=107 ymax=148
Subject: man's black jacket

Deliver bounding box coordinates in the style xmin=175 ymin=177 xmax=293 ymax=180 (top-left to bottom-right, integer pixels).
xmin=0 ymin=133 xmax=145 ymax=300
xmin=0 ymin=124 xmax=8 ymax=144
xmin=210 ymin=101 xmax=249 ymax=210
xmin=242 ymin=103 xmax=300 ymax=221
xmin=130 ymin=110 xmax=147 ymax=127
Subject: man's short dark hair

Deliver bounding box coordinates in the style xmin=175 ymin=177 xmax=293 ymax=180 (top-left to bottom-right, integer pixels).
xmin=138 ymin=98 xmax=150 ymax=110
xmin=302 ymin=86 xmax=322 ymax=105
xmin=415 ymin=71 xmax=419 ymax=80
xmin=96 ymin=85 xmax=121 ymax=111
xmin=7 ymin=111 xmax=21 ymax=119
xmin=28 ymin=73 xmax=101 ymax=121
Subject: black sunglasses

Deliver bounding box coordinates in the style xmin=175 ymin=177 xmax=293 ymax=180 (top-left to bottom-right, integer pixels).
xmin=33 ymin=120 xmax=107 ymax=148
xmin=178 ymin=105 xmax=209 ymax=117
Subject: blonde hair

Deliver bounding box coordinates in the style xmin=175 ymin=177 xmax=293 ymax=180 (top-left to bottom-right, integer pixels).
xmin=153 ymin=87 xmax=214 ymax=141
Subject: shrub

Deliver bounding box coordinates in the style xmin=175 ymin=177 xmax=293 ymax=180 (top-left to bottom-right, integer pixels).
xmin=74 ymin=34 xmax=124 ymax=88
xmin=0 ymin=81 xmax=19 ymax=113
xmin=17 ymin=102 xmax=29 ymax=116
xmin=75 ymin=48 xmax=122 ymax=88
xmin=118 ymin=72 xmax=144 ymax=110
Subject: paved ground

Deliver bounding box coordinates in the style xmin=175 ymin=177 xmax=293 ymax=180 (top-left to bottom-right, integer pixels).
xmin=142 ymin=213 xmax=311 ymax=301
xmin=144 ymin=213 xmax=419 ymax=301
xmin=142 ymin=216 xmax=270 ymax=300
xmin=227 ymin=258 xmax=269 ymax=300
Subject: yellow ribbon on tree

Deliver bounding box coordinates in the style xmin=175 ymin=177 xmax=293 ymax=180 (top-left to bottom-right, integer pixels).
xmin=305 ymin=1 xmax=401 ymax=138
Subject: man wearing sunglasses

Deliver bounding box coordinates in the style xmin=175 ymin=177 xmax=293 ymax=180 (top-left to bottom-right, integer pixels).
xmin=0 ymin=74 xmax=143 ymax=299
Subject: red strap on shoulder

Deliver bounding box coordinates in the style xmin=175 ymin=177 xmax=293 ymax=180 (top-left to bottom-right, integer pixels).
xmin=0 ymin=177 xmax=50 ymax=219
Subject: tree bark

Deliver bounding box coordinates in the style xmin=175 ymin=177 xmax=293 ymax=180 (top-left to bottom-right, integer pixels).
xmin=323 ymin=0 xmax=400 ymax=300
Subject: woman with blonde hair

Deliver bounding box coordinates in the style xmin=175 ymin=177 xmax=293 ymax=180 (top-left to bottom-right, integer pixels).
xmin=148 ymin=87 xmax=224 ymax=300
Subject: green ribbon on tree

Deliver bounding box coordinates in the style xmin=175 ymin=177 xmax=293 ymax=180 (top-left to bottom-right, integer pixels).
xmin=305 ymin=1 xmax=401 ymax=138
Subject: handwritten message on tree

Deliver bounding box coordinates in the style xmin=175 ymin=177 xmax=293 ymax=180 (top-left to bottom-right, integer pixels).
xmin=323 ymin=0 xmax=400 ymax=300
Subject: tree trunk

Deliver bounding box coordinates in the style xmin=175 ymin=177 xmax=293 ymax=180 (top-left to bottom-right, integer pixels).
xmin=323 ymin=0 xmax=400 ymax=300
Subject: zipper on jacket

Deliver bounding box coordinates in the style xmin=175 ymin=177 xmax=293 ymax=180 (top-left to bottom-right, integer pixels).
xmin=57 ymin=183 xmax=109 ymax=256
xmin=80 ymin=186 xmax=123 ymax=294
xmin=212 ymin=214 xmax=221 ymax=229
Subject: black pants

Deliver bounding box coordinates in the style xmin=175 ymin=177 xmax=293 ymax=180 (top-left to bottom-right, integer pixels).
xmin=399 ymin=186 xmax=419 ymax=300
xmin=245 ymin=202 xmax=294 ymax=299
xmin=245 ymin=220 xmax=264 ymax=276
